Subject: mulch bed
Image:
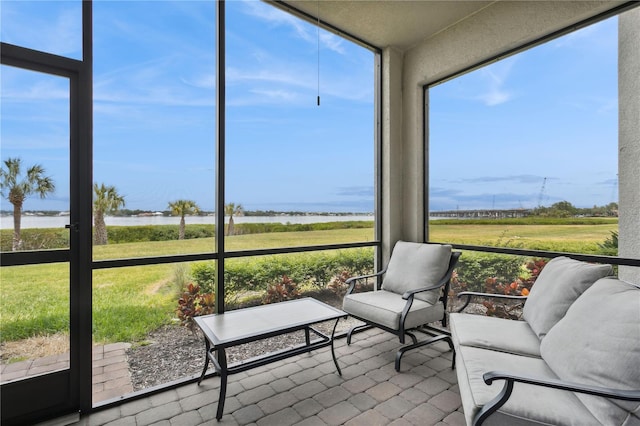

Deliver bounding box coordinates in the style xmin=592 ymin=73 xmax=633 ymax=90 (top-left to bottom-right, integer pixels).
xmin=126 ymin=308 xmax=360 ymax=391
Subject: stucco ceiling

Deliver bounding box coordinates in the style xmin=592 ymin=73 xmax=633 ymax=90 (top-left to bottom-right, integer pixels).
xmin=277 ymin=0 xmax=494 ymax=51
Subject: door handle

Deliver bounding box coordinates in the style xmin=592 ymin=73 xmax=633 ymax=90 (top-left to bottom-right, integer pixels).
xmin=65 ymin=222 xmax=79 ymax=232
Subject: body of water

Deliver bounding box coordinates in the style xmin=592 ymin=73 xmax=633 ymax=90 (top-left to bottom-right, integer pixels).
xmin=0 ymin=214 xmax=374 ymax=230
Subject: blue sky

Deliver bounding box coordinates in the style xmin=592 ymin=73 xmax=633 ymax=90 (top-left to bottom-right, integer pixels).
xmin=1 ymin=1 xmax=619 ymax=213
xmin=430 ymin=17 xmax=618 ymax=211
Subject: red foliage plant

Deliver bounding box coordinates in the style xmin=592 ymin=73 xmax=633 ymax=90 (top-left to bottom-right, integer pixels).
xmin=481 ymin=258 xmax=547 ymax=318
xmin=327 ymin=270 xmax=352 ymax=297
xmin=264 ymin=275 xmax=300 ymax=304
xmin=176 ymin=282 xmax=215 ymax=333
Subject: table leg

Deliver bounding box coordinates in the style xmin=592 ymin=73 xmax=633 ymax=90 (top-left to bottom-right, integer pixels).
xmin=216 ymin=348 xmax=228 ymax=421
xmin=305 ymin=327 xmax=311 ymax=347
xmin=198 ymin=337 xmax=211 ymax=385
xmin=330 ymin=317 xmax=343 ymax=376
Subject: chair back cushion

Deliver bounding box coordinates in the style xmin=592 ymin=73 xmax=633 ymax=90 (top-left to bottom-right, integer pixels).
xmin=540 ymin=277 xmax=640 ymax=425
xmin=382 ymin=241 xmax=452 ymax=304
xmin=522 ymin=256 xmax=612 ymax=339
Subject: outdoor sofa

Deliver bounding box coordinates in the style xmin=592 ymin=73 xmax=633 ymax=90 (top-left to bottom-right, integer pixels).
xmin=449 ymin=256 xmax=640 ymax=425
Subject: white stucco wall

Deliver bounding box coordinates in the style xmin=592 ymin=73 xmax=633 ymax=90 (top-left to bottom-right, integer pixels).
xmin=381 ymin=46 xmax=404 ymax=262
xmin=382 ymin=1 xmax=627 ymax=246
xmin=618 ymin=8 xmax=640 ymax=284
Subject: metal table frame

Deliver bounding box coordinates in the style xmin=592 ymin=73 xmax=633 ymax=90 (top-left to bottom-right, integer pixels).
xmin=194 ymin=298 xmax=346 ymax=421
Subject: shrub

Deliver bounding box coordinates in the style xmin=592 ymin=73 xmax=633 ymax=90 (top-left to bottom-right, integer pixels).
xmin=190 ymin=248 xmax=375 ymax=301
xmin=191 ymin=262 xmax=216 ymax=294
xmin=230 ymin=221 xmax=373 ymax=236
xmin=106 ymin=225 xmax=215 ymax=243
xmin=327 ymin=270 xmax=351 ymax=297
xmin=451 ymin=255 xmax=549 ymax=319
xmin=175 ymin=283 xmax=215 ymax=333
xmin=1 ymin=228 xmax=69 ymax=251
xmin=264 ymin=275 xmax=300 ymax=304
xmin=598 ymin=230 xmax=618 ymax=256
xmin=480 ymin=258 xmax=547 ymax=319
xmin=453 ymin=252 xmax=525 ymax=293
xmin=172 ymin=263 xmax=191 ymax=290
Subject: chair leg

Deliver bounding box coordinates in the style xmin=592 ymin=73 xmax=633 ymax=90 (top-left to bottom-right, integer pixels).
xmin=395 ymin=334 xmax=456 ymax=372
xmin=405 ymin=331 xmax=418 ymax=345
xmin=346 ymin=324 xmax=370 ymax=345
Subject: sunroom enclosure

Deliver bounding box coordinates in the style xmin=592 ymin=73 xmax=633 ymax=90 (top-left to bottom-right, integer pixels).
xmin=2 ymin=1 xmax=640 ymax=425
xmin=1 ymin=2 xmax=379 ymax=423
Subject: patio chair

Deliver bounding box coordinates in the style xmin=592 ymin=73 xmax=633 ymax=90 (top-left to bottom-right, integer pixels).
xmin=342 ymin=241 xmax=461 ymax=371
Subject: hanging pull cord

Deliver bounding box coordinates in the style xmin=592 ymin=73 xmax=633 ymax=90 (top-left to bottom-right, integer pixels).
xmin=317 ymin=0 xmax=320 ymax=106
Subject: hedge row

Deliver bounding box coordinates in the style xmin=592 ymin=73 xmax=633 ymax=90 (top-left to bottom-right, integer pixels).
xmin=229 ymin=221 xmax=373 ymax=235
xmin=190 ymin=248 xmax=528 ymax=297
xmin=454 ymin=252 xmax=525 ymax=293
xmin=106 ymin=225 xmax=215 ymax=243
xmin=431 ymin=217 xmax=617 ymax=226
xmin=0 ymin=228 xmax=69 ymax=252
xmin=191 ymin=248 xmax=376 ymax=295
xmin=1 ymin=221 xmax=375 ymax=250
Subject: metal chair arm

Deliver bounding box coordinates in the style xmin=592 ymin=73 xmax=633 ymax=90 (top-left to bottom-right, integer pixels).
xmin=402 ymin=275 xmax=450 ymax=300
xmin=473 ymin=370 xmax=640 ymax=425
xmin=345 ymin=269 xmax=387 ymax=294
xmin=457 ymin=291 xmax=527 ymax=313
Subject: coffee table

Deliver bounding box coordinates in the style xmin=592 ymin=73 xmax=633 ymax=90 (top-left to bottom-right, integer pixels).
xmin=194 ymin=298 xmax=347 ymax=420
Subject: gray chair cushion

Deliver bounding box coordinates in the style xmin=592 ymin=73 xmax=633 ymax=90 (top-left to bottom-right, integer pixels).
xmin=449 ymin=313 xmax=541 ymax=358
xmin=522 ymin=256 xmax=612 ymax=339
xmin=343 ymin=290 xmax=444 ymax=331
xmin=456 ymin=345 xmax=600 ymax=426
xmin=540 ymin=277 xmax=640 ymax=426
xmin=382 ymin=241 xmax=452 ymax=304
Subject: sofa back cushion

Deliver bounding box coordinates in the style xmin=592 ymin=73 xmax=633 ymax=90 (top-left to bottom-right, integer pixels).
xmin=523 ymin=256 xmax=612 ymax=338
xmin=540 ymin=277 xmax=640 ymax=425
xmin=382 ymin=242 xmax=452 ymax=304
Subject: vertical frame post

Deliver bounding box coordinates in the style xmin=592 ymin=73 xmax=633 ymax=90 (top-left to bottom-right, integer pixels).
xmin=215 ymin=0 xmax=226 ymax=314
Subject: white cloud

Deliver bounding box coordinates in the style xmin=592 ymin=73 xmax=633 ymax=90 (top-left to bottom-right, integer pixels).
xmin=225 ymin=64 xmax=372 ymax=106
xmin=181 ymin=74 xmax=216 ymax=90
xmin=249 ymin=89 xmax=299 ymax=102
xmin=475 ymin=58 xmax=516 ymax=106
xmin=477 ymin=88 xmax=512 ymax=106
xmin=94 ymin=56 xmax=216 ymax=108
xmin=319 ymin=32 xmax=345 ymax=55
xmin=240 ymin=0 xmax=345 ymax=54
xmin=0 ymin=3 xmax=82 ymax=57
xmin=226 ymin=67 xmax=311 ymax=89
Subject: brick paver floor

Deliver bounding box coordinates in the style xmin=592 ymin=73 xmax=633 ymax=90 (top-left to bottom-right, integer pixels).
xmin=1 ymin=342 xmax=133 ymax=404
xmin=73 ymin=328 xmax=464 ymax=426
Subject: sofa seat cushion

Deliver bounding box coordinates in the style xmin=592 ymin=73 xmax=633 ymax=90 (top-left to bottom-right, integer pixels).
xmin=522 ymin=256 xmax=612 ymax=339
xmin=540 ymin=277 xmax=640 ymax=426
xmin=456 ymin=345 xmax=601 ymax=426
xmin=449 ymin=313 xmax=541 ymax=358
xmin=343 ymin=290 xmax=444 ymax=331
xmin=382 ymin=242 xmax=452 ymax=304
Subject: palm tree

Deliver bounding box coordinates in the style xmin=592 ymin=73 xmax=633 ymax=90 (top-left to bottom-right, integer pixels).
xmin=93 ymin=183 xmax=125 ymax=245
xmin=224 ymin=203 xmax=243 ymax=236
xmin=0 ymin=157 xmax=55 ymax=251
xmin=168 ymin=199 xmax=200 ymax=240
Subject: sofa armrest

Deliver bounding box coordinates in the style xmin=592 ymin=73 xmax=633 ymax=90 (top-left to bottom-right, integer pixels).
xmin=473 ymin=370 xmax=640 ymax=426
xmin=345 ymin=269 xmax=386 ymax=295
xmin=457 ymin=291 xmax=527 ymax=313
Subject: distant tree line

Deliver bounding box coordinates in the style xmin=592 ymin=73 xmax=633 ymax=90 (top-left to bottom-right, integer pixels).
xmin=531 ymin=201 xmax=618 ymax=218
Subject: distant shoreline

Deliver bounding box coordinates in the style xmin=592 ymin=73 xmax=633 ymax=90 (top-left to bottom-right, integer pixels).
xmin=0 ymin=214 xmax=375 ymax=230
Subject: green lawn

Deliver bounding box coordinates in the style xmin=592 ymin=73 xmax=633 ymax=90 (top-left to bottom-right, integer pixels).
xmin=2 ymin=228 xmax=375 ymax=345
xmin=0 ymin=223 xmax=616 ymax=345
xmin=429 ymin=223 xmax=617 ymax=253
